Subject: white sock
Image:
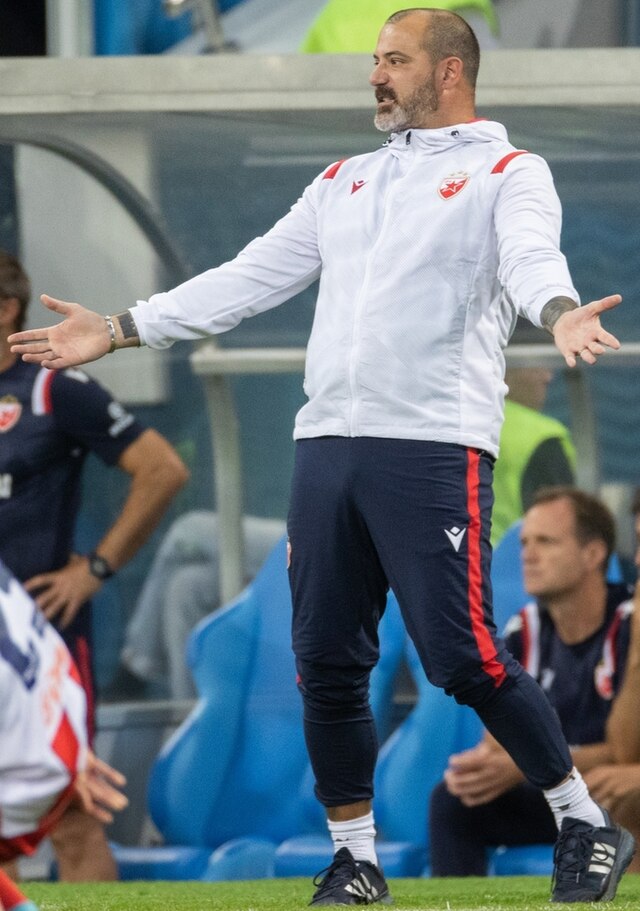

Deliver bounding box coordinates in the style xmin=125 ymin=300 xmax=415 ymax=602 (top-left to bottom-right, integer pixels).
xmin=328 ymin=811 xmax=378 ymax=865
xmin=544 ymin=767 xmax=607 ymax=829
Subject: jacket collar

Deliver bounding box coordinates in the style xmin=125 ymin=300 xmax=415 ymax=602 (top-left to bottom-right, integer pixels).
xmin=385 ymin=120 xmax=508 ymax=157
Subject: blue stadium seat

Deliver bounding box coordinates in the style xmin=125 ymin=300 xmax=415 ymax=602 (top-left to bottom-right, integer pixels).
xmin=94 ymin=0 xmax=192 ymax=54
xmin=148 ymin=536 xmax=310 ymax=849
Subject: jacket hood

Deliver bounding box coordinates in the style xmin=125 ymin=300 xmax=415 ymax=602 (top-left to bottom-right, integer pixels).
xmin=385 ymin=120 xmax=509 ymax=157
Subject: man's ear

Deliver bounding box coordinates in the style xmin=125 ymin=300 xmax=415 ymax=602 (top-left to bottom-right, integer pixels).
xmin=584 ymin=538 xmax=609 ymax=575
xmin=439 ymin=55 xmax=464 ymax=87
xmin=0 ymin=297 xmax=20 ymax=329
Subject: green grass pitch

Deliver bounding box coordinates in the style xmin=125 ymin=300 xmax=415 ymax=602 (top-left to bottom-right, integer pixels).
xmin=22 ymin=874 xmax=640 ymax=911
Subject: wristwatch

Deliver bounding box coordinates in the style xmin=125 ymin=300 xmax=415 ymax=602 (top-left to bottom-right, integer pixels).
xmin=87 ymin=551 xmax=115 ymax=581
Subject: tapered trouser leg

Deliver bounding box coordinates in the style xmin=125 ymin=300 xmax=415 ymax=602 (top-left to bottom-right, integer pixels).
xmin=288 ymin=438 xmax=572 ymax=808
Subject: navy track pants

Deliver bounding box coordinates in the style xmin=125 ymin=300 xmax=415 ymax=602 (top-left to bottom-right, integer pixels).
xmin=287 ymin=437 xmax=572 ymax=807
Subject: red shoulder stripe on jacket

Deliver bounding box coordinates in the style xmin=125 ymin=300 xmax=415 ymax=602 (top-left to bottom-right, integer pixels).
xmin=323 ymin=159 xmax=348 ymax=180
xmin=491 ymin=150 xmax=529 ymax=174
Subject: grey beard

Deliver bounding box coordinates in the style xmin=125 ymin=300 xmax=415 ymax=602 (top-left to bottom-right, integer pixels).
xmin=374 ymin=104 xmax=410 ymax=132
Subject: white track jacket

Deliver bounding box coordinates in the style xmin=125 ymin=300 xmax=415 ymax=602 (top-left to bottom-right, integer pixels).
xmin=131 ymin=120 xmax=578 ymax=456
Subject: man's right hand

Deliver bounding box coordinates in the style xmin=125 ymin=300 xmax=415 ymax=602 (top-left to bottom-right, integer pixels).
xmin=9 ymin=295 xmax=112 ymax=369
xmin=444 ymin=738 xmax=525 ymax=807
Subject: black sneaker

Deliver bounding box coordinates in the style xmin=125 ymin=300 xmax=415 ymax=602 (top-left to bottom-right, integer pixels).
xmin=551 ymin=811 xmax=636 ymax=902
xmin=310 ymin=847 xmax=392 ymax=905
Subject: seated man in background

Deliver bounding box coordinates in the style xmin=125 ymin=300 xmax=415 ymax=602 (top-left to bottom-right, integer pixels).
xmin=106 ymin=511 xmax=286 ymax=700
xmin=0 ymin=559 xmax=126 ymax=911
xmin=430 ymin=486 xmax=633 ymax=876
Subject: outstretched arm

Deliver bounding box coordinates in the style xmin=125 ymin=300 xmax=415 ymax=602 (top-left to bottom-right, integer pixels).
xmin=541 ymin=294 xmax=622 ymax=368
xmin=8 ymin=295 xmax=140 ymax=369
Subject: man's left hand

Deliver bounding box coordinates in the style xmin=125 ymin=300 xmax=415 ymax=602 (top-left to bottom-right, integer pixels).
xmin=553 ymin=295 xmax=622 ymax=368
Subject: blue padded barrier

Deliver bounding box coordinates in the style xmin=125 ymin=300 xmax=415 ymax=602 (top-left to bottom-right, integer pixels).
xmin=111 ymin=838 xmax=278 ymax=881
xmin=489 ymin=844 xmax=554 ymax=876
xmin=202 ymin=837 xmax=277 ymax=880
xmin=110 ymin=844 xmax=211 ymax=880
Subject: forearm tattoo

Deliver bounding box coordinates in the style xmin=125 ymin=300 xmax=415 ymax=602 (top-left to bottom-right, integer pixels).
xmin=540 ymin=296 xmax=578 ymax=335
xmin=114 ymin=310 xmax=140 ymax=345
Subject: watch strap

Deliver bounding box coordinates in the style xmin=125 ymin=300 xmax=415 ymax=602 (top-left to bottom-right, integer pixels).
xmin=87 ymin=551 xmax=115 ymax=581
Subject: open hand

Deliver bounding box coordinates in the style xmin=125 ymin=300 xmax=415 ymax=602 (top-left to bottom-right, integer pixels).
xmin=553 ymin=295 xmax=622 ymax=368
xmin=8 ymin=295 xmax=111 ymax=369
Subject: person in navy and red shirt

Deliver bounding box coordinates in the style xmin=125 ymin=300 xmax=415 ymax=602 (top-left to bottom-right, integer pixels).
xmin=0 ymin=250 xmax=188 ymax=882
xmin=430 ymin=487 xmax=633 ymax=876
